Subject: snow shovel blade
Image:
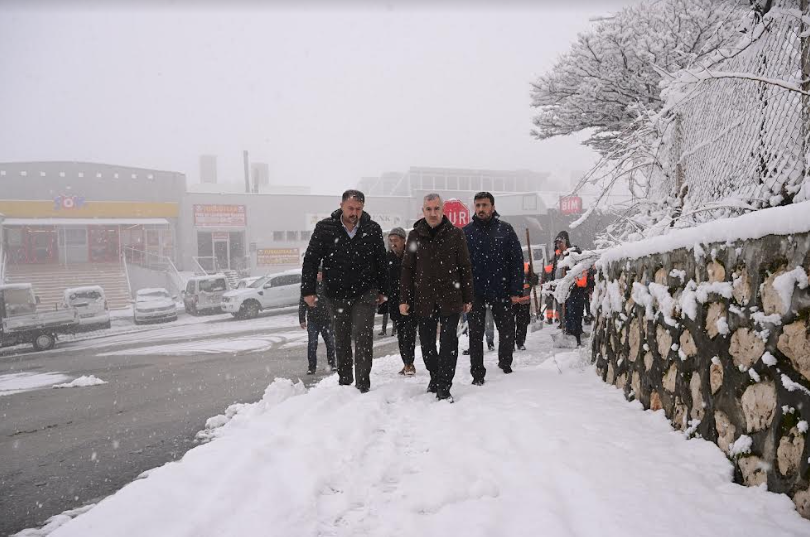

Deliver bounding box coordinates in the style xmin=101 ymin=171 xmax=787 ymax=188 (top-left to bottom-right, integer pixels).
xmin=456 ymin=319 xmax=469 ymax=339
xmin=551 ymin=331 xmax=578 ymax=349
xmin=530 ymin=316 xmax=543 ymax=332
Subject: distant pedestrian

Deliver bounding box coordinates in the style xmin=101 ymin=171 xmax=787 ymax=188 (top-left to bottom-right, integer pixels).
xmin=400 ymin=194 xmax=473 ymax=402
xmin=299 ymin=269 xmax=335 ymax=374
xmin=301 ymin=189 xmax=388 ymax=393
xmin=386 ymin=227 xmax=417 ymax=376
xmin=514 ymin=262 xmax=538 ymax=351
xmin=463 ymin=191 xmax=524 ymax=385
xmin=542 ymin=247 xmax=562 ymax=325
xmin=552 ymin=231 xmax=588 ymax=346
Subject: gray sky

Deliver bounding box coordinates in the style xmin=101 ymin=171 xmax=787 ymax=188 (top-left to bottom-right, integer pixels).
xmin=0 ymin=1 xmax=635 ymax=194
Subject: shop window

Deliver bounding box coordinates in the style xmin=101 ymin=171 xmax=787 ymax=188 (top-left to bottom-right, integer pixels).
xmin=301 ymin=231 xmax=312 ymax=241
xmin=273 ymin=231 xmax=284 ymax=242
xmin=286 ymin=231 xmax=298 ymax=241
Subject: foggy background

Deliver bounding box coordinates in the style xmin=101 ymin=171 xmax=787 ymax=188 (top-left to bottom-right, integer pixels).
xmin=1 ymin=0 xmax=637 ymax=193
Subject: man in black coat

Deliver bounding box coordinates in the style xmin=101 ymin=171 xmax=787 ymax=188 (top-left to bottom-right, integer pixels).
xmin=463 ymin=191 xmax=524 ymax=385
xmin=301 ymin=190 xmax=388 ymax=393
xmin=299 ymin=268 xmax=335 ymax=375
xmin=386 ymin=227 xmax=417 ymax=376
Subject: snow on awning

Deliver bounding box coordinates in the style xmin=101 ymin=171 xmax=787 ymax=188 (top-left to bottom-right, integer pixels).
xmin=1 ymin=218 xmax=171 ymax=226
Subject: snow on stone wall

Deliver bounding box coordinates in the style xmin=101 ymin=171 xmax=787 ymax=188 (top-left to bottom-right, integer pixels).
xmin=589 ymin=204 xmax=810 ymax=518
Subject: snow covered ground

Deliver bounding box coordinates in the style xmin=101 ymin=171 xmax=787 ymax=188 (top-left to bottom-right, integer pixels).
xmin=17 ymin=328 xmax=810 ymax=536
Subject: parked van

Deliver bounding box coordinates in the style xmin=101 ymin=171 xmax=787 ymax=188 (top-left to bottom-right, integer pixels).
xmin=182 ymin=274 xmax=230 ymax=315
xmin=63 ymin=286 xmax=111 ymax=330
xmin=221 ymin=269 xmax=302 ymax=319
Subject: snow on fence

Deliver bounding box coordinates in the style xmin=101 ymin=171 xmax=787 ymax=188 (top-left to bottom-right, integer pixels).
xmin=587 ymin=201 xmax=810 ymax=518
xmin=664 ymin=0 xmax=810 ymax=219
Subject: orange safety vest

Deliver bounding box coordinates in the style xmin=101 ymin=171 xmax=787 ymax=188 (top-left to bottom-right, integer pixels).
xmin=576 ymin=271 xmax=588 ymax=288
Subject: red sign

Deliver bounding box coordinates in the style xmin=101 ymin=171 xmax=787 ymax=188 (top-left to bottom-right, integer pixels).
xmin=193 ymin=204 xmax=246 ymax=227
xmin=443 ymin=199 xmax=470 ymax=228
xmin=560 ymin=196 xmax=583 ymax=216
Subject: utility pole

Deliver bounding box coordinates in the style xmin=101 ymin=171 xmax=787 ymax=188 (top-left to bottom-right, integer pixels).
xmin=243 ymin=150 xmax=251 ymax=194
xmin=802 ymin=0 xmax=810 ymax=187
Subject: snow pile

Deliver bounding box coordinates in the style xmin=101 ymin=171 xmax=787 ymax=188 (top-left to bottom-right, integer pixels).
xmin=52 ymin=375 xmax=107 ymax=389
xmin=0 ymin=372 xmax=71 ymax=396
xmin=729 ymin=435 xmax=753 ymax=458
xmin=773 ymin=267 xmax=809 ymax=314
xmin=38 ymin=330 xmax=810 ymax=537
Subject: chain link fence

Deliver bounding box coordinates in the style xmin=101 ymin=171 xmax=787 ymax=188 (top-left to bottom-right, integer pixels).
xmin=663 ymin=0 xmax=809 ymax=222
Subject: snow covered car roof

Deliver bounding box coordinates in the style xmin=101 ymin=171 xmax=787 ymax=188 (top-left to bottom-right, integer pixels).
xmin=64 ymin=286 xmax=105 ymax=299
xmin=187 ymin=274 xmax=228 ymax=281
xmin=0 ymin=283 xmax=33 ymax=291
xmin=136 ymin=287 xmax=171 ymax=295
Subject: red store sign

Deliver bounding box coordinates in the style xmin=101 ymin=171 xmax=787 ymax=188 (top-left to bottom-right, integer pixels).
xmin=559 ymin=196 xmax=583 ymax=216
xmin=194 ymin=204 xmax=246 ymax=227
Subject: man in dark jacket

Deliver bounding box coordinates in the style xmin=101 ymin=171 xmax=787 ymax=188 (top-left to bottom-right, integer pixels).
xmin=301 ymin=190 xmax=388 ymax=393
xmin=400 ymin=194 xmax=473 ymax=402
xmin=386 ymin=227 xmax=417 ymax=376
xmin=463 ymin=191 xmax=524 ymax=384
xmin=299 ymin=269 xmax=335 ymax=374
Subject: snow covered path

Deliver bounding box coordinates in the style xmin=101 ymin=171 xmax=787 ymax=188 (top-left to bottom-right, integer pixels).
xmin=34 ymin=330 xmax=810 ymax=537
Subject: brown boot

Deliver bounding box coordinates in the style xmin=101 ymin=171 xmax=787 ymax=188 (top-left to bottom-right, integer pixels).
xmin=405 ymin=364 xmax=416 ymax=376
xmin=398 ymin=366 xmax=408 ymax=375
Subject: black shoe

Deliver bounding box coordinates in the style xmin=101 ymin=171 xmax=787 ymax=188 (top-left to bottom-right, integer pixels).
xmin=436 ymin=389 xmax=454 ymax=403
xmin=339 ymin=378 xmax=353 ymax=386
xmin=517 ymin=344 xmax=526 ymax=351
xmin=500 ymin=364 xmax=513 ymax=374
xmin=472 ymin=378 xmax=485 ymax=386
xmin=487 ymin=342 xmax=495 ymax=351
xmin=357 ymin=385 xmax=370 ymax=393
xmin=545 ymin=318 xmax=553 ymax=325
xmin=462 ymin=349 xmax=469 ymax=355
xmin=378 ymin=331 xmax=387 ymax=336
xmin=427 ymin=381 xmax=437 ymax=393
xmin=307 ymin=367 xmax=316 ymax=375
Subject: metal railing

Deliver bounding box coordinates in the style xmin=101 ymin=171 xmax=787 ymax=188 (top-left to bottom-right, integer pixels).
xmin=192 ymin=255 xmax=250 ymax=277
xmin=124 ymin=247 xmax=186 ymax=296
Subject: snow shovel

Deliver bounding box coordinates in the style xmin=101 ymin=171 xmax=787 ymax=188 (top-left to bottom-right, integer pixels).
xmin=525 ymin=228 xmax=543 ymax=333
xmin=551 ymin=331 xmax=578 ymax=349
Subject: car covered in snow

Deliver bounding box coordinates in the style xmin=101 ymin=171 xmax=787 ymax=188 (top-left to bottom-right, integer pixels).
xmin=133 ymin=287 xmax=178 ymax=325
xmin=0 ymin=283 xmax=79 ymax=351
xmin=221 ymin=269 xmax=302 ymax=319
xmin=235 ymin=276 xmax=263 ymax=289
xmin=63 ymin=286 xmax=111 ymax=330
xmin=182 ymin=274 xmax=230 ymax=315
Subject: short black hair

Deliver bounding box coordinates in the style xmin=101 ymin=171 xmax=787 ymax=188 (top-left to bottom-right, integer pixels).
xmin=342 ymin=189 xmax=365 ymax=203
xmin=473 ymin=191 xmax=495 ymax=205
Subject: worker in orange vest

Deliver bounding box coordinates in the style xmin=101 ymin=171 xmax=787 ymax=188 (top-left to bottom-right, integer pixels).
xmin=552 ymin=230 xmax=588 ymax=346
xmin=541 ymin=247 xmax=563 ymax=325
xmin=513 ymin=261 xmax=538 ymax=350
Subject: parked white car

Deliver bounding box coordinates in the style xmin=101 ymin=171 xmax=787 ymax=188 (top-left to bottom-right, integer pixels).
xmin=133 ymin=288 xmax=178 ymax=325
xmin=63 ymin=286 xmax=111 ymax=330
xmin=235 ymin=276 xmax=263 ymax=289
xmin=221 ymin=269 xmax=302 ymax=319
xmin=182 ymin=275 xmax=230 ymax=315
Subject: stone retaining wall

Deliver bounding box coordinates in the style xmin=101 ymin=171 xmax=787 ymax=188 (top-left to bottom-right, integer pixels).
xmin=590 ymin=231 xmax=810 ymax=518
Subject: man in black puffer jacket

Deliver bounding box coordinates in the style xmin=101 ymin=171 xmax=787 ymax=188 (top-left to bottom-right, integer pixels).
xmin=463 ymin=191 xmax=524 ymax=384
xmin=301 ymin=190 xmax=388 ymax=393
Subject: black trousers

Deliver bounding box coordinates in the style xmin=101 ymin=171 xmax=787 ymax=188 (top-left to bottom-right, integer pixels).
xmin=392 ymin=313 xmax=417 ymax=366
xmin=328 ymin=288 xmax=377 ymax=390
xmin=418 ymin=306 xmax=460 ymax=392
xmin=468 ymin=296 xmax=515 ymax=380
xmin=513 ymin=302 xmax=531 ymax=346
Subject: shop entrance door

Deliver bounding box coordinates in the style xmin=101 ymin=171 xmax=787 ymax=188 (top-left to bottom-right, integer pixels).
xmin=61 ymin=228 xmax=89 ymax=264
xmin=213 ymin=239 xmax=230 ymax=272
xmin=26 ymin=227 xmax=58 ymax=264
xmin=89 ymin=227 xmax=120 ymax=262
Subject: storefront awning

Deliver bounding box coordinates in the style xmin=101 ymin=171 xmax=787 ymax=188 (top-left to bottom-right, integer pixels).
xmin=1 ymin=218 xmax=171 ymax=226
